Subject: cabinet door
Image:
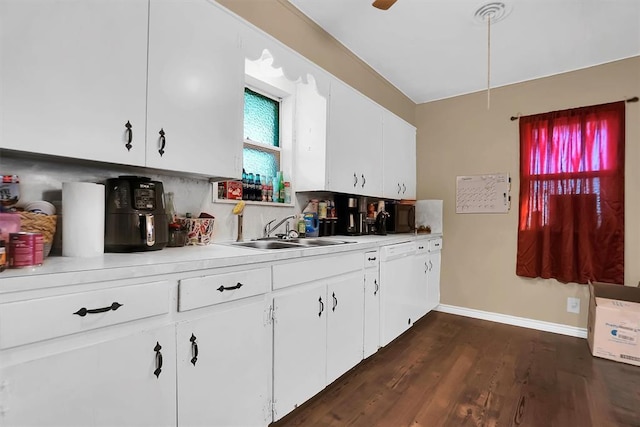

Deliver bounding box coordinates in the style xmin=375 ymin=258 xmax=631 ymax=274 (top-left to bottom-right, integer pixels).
xmin=363 ymin=267 xmax=380 ymax=358
xmin=0 ymin=325 xmax=176 ymax=427
xmin=273 ymin=283 xmax=327 ymax=421
xmin=326 ymin=271 xmax=364 ymax=384
xmin=177 ymin=297 xmax=271 ymax=427
xmin=0 ymin=0 xmax=148 ymax=166
xmin=382 ymin=110 xmax=416 ymax=199
xmin=426 ymin=251 xmax=442 ymax=312
xmin=147 ymin=0 xmax=243 ymax=178
xmin=413 ymin=253 xmax=430 ymax=321
xmin=327 ymin=79 xmax=383 ymax=196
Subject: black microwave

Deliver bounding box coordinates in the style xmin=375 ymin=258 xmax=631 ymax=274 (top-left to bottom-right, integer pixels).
xmin=387 ymin=203 xmax=416 ymax=233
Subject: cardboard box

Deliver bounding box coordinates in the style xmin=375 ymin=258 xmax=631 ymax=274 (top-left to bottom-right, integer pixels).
xmin=587 ymin=282 xmax=640 ymax=366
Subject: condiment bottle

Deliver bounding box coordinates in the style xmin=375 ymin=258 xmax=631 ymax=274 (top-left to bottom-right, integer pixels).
xmin=297 ymin=214 xmax=306 ymax=237
xmin=0 ymin=240 xmax=6 ymax=272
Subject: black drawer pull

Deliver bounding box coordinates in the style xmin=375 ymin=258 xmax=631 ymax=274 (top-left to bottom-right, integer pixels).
xmin=154 ymin=342 xmax=163 ymax=378
xmin=217 ymin=282 xmax=243 ymax=292
xmin=190 ymin=334 xmax=199 ymax=366
xmin=318 ymin=297 xmax=324 ymax=317
xmin=374 ymin=279 xmax=379 ymax=295
xmin=124 ymin=121 xmax=133 ymax=151
xmin=368 ymin=256 xmax=377 ymax=261
xmin=73 ymin=302 xmax=122 ymax=317
xmin=418 ymin=246 xmax=425 ymax=250
xmin=332 ymin=292 xmax=338 ymax=311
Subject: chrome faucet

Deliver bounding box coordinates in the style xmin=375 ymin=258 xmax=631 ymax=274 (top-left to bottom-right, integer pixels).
xmin=263 ymin=215 xmax=296 ymax=238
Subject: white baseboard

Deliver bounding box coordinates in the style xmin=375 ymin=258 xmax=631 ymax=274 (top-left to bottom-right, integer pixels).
xmin=435 ymin=304 xmax=588 ymax=339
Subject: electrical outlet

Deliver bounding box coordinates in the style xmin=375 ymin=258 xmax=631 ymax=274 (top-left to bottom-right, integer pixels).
xmin=567 ymin=297 xmax=581 ymax=314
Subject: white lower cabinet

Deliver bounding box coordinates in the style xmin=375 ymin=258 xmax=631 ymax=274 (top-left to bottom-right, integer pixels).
xmin=363 ymin=251 xmax=381 ymax=358
xmin=176 ymin=296 xmax=271 ymax=427
xmin=0 ymin=325 xmax=177 ymax=427
xmin=326 ymin=271 xmax=365 ymax=384
xmin=271 ymin=253 xmax=364 ymax=422
xmin=272 ymin=282 xmax=328 ymax=421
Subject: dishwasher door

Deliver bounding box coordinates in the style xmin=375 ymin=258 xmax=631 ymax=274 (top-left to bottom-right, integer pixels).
xmin=379 ymin=242 xmax=416 ymax=347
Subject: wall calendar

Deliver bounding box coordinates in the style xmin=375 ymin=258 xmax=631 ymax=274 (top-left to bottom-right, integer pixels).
xmin=456 ymin=173 xmax=511 ymax=214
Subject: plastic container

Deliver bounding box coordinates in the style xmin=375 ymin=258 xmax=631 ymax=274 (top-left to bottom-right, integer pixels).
xmin=304 ymin=212 xmax=319 ymax=237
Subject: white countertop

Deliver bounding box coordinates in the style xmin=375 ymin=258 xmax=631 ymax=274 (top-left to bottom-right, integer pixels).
xmin=0 ymin=233 xmax=441 ymax=294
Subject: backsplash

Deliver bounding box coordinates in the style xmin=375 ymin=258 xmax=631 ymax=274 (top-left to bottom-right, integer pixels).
xmin=0 ymin=154 xmax=297 ymax=246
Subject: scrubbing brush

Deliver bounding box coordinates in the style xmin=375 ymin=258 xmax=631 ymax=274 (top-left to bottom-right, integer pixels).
xmin=233 ymin=201 xmax=245 ymax=241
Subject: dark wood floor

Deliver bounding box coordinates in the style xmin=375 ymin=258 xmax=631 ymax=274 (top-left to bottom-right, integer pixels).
xmin=271 ymin=311 xmax=640 ymax=427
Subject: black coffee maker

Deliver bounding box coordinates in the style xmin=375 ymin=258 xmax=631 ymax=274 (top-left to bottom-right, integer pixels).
xmin=335 ymin=194 xmax=360 ymax=235
xmin=104 ymin=176 xmax=168 ymax=252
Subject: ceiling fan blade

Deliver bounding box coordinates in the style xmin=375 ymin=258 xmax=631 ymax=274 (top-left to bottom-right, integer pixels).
xmin=372 ymin=0 xmax=397 ymax=10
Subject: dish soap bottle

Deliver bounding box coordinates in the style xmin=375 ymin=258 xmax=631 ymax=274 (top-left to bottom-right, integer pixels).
xmin=297 ymin=214 xmax=306 ymax=238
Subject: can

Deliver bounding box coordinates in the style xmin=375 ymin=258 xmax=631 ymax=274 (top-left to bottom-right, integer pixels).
xmin=8 ymin=232 xmax=44 ymax=268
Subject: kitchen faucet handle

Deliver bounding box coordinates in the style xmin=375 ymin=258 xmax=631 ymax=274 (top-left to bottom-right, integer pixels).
xmin=263 ymin=218 xmax=276 ymax=237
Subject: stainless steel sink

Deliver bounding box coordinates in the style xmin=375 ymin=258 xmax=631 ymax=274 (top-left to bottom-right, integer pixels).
xmin=286 ymin=238 xmax=354 ymax=246
xmin=233 ymin=237 xmax=354 ymax=250
xmin=233 ymin=240 xmax=302 ymax=250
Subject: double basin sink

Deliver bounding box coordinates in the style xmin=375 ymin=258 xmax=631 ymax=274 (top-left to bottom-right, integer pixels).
xmin=233 ymin=237 xmax=354 ymax=250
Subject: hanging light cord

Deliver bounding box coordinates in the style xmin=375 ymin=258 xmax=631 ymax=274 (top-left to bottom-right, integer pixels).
xmin=486 ymin=12 xmax=492 ymax=110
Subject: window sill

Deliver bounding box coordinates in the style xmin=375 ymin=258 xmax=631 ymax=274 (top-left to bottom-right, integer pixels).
xmin=213 ymin=198 xmax=294 ymax=208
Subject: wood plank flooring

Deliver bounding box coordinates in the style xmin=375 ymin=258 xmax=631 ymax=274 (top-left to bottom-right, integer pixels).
xmin=271 ymin=311 xmax=640 ymax=427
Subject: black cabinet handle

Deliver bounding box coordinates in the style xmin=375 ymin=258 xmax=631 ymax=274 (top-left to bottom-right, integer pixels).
xmin=73 ymin=302 xmax=122 ymax=317
xmin=124 ymin=121 xmax=133 ymax=151
xmin=361 ymin=174 xmax=366 ymax=188
xmin=190 ymin=334 xmax=199 ymax=366
xmin=217 ymin=282 xmax=243 ymax=292
xmin=158 ymin=128 xmax=166 ymax=157
xmin=402 ymin=183 xmax=406 ymax=194
xmin=425 ymin=261 xmax=428 ymax=274
xmin=374 ymin=279 xmax=379 ymax=295
xmin=418 ymin=245 xmax=425 ymax=250
xmin=397 ymin=183 xmax=401 ymax=194
xmin=318 ymin=297 xmax=324 ymax=317
xmin=353 ymin=173 xmax=358 ymax=187
xmin=154 ymin=342 xmax=163 ymax=378
xmin=332 ymin=292 xmax=338 ymax=311
xmin=368 ymin=256 xmax=377 ymax=261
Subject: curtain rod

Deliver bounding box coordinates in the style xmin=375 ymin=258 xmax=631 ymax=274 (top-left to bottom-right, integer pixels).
xmin=509 ymin=96 xmax=639 ymax=121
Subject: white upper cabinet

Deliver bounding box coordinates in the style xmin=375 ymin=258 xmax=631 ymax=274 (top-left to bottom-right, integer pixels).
xmin=146 ymin=0 xmax=243 ymax=178
xmin=0 ymin=0 xmax=243 ymax=180
xmin=0 ymin=0 xmax=149 ymax=166
xmin=382 ymin=110 xmax=417 ymax=200
xmin=326 ymin=79 xmax=383 ymax=197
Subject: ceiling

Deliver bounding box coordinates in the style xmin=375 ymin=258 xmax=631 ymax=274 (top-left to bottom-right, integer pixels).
xmin=287 ymin=0 xmax=640 ymax=104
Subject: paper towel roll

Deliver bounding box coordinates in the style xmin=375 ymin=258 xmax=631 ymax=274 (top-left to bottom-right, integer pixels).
xmin=62 ymin=182 xmax=105 ymax=257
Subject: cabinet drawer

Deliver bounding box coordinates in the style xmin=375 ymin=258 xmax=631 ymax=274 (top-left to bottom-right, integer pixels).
xmin=364 ymin=251 xmax=379 ymax=269
xmin=272 ymin=252 xmax=362 ymax=290
xmin=415 ymin=240 xmax=429 ymax=254
xmin=0 ymin=281 xmax=170 ymax=349
xmin=178 ymin=267 xmax=270 ymax=312
xmin=429 ymin=238 xmax=443 ymax=252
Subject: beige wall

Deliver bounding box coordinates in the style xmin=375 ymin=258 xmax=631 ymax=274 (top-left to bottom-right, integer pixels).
xmin=416 ymin=56 xmax=640 ymax=327
xmin=216 ymin=0 xmax=415 ymax=125
xmin=218 ymin=0 xmax=639 ymax=328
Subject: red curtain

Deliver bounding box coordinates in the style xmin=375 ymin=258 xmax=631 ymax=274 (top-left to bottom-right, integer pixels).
xmin=516 ymin=101 xmax=625 ymax=284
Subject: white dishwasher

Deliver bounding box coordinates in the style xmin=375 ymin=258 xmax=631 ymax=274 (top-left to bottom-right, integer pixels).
xmin=379 ymin=241 xmax=416 ymax=347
